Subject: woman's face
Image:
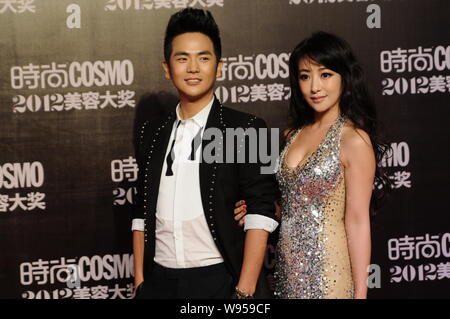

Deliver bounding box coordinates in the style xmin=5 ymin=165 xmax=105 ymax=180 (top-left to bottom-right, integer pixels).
xmin=298 ymin=58 xmax=343 ymax=115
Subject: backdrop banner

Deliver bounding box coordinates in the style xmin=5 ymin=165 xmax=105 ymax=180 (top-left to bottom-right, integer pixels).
xmin=0 ymin=0 xmax=449 ymax=299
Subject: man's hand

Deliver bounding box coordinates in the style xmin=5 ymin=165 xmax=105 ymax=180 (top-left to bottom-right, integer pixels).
xmin=133 ymin=230 xmax=145 ymax=292
xmin=135 ymin=278 xmax=144 ymax=289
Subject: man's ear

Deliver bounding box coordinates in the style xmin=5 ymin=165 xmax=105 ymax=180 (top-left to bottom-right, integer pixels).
xmin=162 ymin=60 xmax=171 ymax=80
xmin=216 ymin=59 xmax=224 ymax=79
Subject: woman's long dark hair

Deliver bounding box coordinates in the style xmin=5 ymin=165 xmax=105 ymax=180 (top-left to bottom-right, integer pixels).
xmin=288 ymin=31 xmax=390 ymax=211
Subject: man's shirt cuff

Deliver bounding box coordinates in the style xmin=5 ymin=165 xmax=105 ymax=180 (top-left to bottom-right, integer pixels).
xmin=243 ymin=214 xmax=279 ymax=233
xmin=131 ymin=218 xmax=145 ymax=231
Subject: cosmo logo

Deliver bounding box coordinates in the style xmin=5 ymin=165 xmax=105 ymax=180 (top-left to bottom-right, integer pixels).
xmin=20 ymin=254 xmax=134 ymax=286
xmin=0 ymin=162 xmax=44 ymax=189
xmin=11 ymin=60 xmax=134 ymax=90
xmin=380 ymin=142 xmax=410 ymax=168
xmin=218 ymin=53 xmax=290 ymax=82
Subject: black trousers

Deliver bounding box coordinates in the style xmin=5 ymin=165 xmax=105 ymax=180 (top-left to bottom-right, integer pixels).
xmin=136 ymin=262 xmax=234 ymax=299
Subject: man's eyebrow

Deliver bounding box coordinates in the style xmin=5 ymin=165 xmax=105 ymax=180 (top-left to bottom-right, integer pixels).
xmin=173 ymin=51 xmax=189 ymax=56
xmin=197 ymin=50 xmax=213 ymax=55
xmin=173 ymin=50 xmax=213 ymax=56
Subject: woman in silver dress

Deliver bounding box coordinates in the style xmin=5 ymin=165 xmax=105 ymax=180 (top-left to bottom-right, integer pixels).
xmin=234 ymin=32 xmax=389 ymax=299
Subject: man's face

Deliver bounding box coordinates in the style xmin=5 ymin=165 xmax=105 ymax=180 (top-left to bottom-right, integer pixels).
xmin=163 ymin=32 xmax=223 ymax=103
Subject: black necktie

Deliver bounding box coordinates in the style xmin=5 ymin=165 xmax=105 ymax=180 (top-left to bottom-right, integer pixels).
xmin=189 ymin=126 xmax=203 ymax=161
xmin=165 ymin=121 xmax=181 ymax=176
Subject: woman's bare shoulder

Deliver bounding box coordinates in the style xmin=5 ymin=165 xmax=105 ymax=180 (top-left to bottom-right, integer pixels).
xmin=341 ymin=122 xmax=374 ymax=167
xmin=341 ymin=121 xmax=372 ymax=148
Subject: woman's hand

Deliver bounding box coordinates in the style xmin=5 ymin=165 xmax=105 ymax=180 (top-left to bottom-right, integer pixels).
xmin=234 ymin=200 xmax=247 ymax=227
xmin=234 ymin=198 xmax=282 ymax=227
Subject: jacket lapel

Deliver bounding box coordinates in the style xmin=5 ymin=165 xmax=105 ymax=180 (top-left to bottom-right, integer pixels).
xmin=147 ymin=111 xmax=176 ymax=216
xmin=199 ymin=98 xmax=225 ymax=240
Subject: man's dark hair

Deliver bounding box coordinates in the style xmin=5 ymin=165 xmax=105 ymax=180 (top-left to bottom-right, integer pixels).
xmin=164 ymin=8 xmax=222 ymax=63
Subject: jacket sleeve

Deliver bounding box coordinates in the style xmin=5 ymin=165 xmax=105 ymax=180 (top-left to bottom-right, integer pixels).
xmin=237 ymin=117 xmax=280 ymax=223
xmin=132 ymin=121 xmax=149 ymax=220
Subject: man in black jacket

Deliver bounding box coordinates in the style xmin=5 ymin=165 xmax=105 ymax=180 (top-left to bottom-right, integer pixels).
xmin=132 ymin=8 xmax=279 ymax=299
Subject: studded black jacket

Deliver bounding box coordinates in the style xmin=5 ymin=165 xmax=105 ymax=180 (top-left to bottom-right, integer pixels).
xmin=133 ymin=97 xmax=279 ymax=298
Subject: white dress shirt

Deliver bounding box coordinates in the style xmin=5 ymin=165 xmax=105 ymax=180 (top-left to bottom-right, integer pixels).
xmin=132 ymin=97 xmax=278 ymax=268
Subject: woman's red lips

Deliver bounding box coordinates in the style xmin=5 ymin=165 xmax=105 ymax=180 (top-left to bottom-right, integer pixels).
xmin=311 ymin=96 xmax=326 ymax=103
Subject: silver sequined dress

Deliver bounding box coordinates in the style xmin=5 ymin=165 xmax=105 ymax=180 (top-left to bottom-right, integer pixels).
xmin=273 ymin=116 xmax=354 ymax=299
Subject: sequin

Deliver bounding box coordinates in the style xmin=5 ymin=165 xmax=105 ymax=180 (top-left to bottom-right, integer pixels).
xmin=273 ymin=116 xmax=354 ymax=299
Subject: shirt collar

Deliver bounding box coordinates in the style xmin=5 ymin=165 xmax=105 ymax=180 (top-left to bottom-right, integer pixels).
xmin=175 ymin=96 xmax=214 ymax=128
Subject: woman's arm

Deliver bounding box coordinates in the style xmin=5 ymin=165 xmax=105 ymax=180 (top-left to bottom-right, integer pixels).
xmin=341 ymin=126 xmax=376 ymax=299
